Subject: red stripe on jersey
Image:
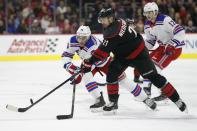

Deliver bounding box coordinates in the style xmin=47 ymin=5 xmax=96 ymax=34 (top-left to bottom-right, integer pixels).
xmin=93 ymin=53 xmax=104 ymax=61
xmin=125 ymin=40 xmax=145 ymax=60
xmin=104 ymin=19 xmax=122 ymax=39
xmin=93 ymin=48 xmax=109 ymax=60
xmin=175 ymin=26 xmax=182 ymax=32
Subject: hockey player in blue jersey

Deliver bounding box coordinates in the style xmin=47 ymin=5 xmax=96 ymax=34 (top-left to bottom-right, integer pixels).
xmin=61 ymin=25 xmax=157 ymax=112
xmin=134 ymin=2 xmax=186 ymax=102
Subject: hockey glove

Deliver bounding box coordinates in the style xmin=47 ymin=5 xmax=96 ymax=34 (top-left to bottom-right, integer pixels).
xmin=64 ymin=62 xmax=80 ymax=75
xmin=165 ymin=44 xmax=175 ymax=55
xmin=81 ymin=59 xmax=93 ymax=73
xmin=70 ymin=73 xmax=83 ymax=85
xmin=63 ymin=62 xmax=83 ymax=85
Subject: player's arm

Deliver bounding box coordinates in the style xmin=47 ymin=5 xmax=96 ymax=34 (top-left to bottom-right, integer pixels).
xmin=163 ymin=16 xmax=185 ymax=55
xmin=81 ymin=38 xmax=117 ymax=73
xmin=61 ymin=41 xmax=80 ymax=75
xmin=144 ymin=22 xmax=157 ymax=50
xmin=164 ymin=16 xmax=185 ymax=48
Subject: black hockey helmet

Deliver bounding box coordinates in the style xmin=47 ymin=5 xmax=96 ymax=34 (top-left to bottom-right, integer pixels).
xmin=98 ymin=8 xmax=115 ymax=23
xmin=98 ymin=8 xmax=115 ymax=18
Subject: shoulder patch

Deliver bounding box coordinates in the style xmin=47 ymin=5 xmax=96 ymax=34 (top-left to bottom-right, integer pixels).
xmin=70 ymin=36 xmax=78 ymax=43
xmin=155 ymin=14 xmax=166 ymax=25
xmin=84 ymin=36 xmax=97 ymax=49
xmin=69 ymin=36 xmax=80 ymax=47
xmin=144 ymin=20 xmax=151 ymax=30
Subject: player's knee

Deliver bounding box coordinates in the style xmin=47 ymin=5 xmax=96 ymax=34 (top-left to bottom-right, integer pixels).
xmin=146 ymin=73 xmax=167 ymax=88
xmin=107 ymin=64 xmax=123 ymax=83
xmin=107 ymin=73 xmax=119 ymax=83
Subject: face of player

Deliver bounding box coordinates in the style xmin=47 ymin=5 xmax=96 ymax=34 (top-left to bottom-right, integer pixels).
xmin=98 ymin=17 xmax=113 ymax=28
xmin=144 ymin=11 xmax=157 ymax=23
xmin=76 ymin=36 xmax=89 ymax=47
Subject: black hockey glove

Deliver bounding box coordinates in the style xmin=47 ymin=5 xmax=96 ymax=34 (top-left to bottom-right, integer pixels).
xmin=81 ymin=59 xmax=93 ymax=73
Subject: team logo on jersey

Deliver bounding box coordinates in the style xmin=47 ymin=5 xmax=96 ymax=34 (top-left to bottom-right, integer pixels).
xmin=102 ymin=40 xmax=109 ymax=46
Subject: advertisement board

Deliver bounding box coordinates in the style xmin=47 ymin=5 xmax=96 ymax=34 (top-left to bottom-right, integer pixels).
xmin=0 ymin=34 xmax=196 ymax=61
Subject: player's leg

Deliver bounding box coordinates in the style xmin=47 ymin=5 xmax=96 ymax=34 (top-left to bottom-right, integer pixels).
xmin=103 ymin=58 xmax=128 ymax=111
xmin=136 ymin=47 xmax=187 ymax=112
xmin=140 ymin=49 xmax=164 ymax=96
xmin=150 ymin=48 xmax=182 ymax=101
xmin=82 ymin=72 xmax=105 ymax=110
xmin=119 ymin=76 xmax=156 ymax=110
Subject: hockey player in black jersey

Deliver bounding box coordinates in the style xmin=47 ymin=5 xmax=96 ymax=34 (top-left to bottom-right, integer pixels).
xmin=80 ymin=8 xmax=187 ymax=113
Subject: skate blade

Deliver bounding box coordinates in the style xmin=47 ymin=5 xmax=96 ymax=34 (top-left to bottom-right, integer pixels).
xmin=156 ymin=99 xmax=170 ymax=106
xmin=90 ymin=107 xmax=104 ymax=113
xmin=103 ymin=109 xmax=117 ymax=115
xmin=144 ymin=105 xmax=158 ymax=111
xmin=183 ymin=107 xmax=189 ymax=114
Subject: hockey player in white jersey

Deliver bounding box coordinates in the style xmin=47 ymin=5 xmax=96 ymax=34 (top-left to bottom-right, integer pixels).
xmin=134 ymin=2 xmax=185 ymax=101
xmin=61 ymin=25 xmax=157 ymax=111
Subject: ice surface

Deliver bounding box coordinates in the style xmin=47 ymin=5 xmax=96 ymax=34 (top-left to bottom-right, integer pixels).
xmin=0 ymin=59 xmax=197 ymax=131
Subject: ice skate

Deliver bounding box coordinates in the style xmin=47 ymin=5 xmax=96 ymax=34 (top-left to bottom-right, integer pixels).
xmin=90 ymin=92 xmax=106 ymax=112
xmin=143 ymin=98 xmax=157 ymax=110
xmin=152 ymin=93 xmax=167 ymax=101
xmin=175 ymin=99 xmax=188 ymax=113
xmin=103 ymin=101 xmax=118 ymax=114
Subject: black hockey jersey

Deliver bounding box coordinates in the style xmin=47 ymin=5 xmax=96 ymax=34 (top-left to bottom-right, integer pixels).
xmin=89 ymin=18 xmax=145 ymax=64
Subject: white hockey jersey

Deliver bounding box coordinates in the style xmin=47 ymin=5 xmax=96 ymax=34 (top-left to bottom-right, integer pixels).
xmin=144 ymin=14 xmax=185 ymax=50
xmin=61 ymin=35 xmax=110 ymax=67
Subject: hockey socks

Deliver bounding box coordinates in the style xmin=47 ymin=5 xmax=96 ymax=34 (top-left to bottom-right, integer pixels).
xmin=107 ymin=83 xmax=119 ymax=95
xmin=131 ymin=84 xmax=149 ymax=102
xmin=161 ymin=82 xmax=187 ymax=112
xmin=161 ymin=82 xmax=179 ymax=102
xmin=119 ymin=77 xmax=148 ymax=102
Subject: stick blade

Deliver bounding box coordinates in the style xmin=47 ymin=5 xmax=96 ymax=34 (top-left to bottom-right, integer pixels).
xmin=56 ymin=115 xmax=73 ymax=120
xmin=6 ymin=104 xmax=19 ymax=112
xmin=6 ymin=104 xmax=28 ymax=112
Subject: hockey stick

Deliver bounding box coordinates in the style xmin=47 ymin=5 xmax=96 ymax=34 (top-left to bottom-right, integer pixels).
xmin=95 ymin=67 xmax=104 ymax=76
xmin=6 ymin=71 xmax=81 ymax=113
xmin=56 ymin=82 xmax=76 ymax=120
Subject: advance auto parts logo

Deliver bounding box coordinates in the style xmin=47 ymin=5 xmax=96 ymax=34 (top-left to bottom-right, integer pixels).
xmin=7 ymin=38 xmax=59 ymax=54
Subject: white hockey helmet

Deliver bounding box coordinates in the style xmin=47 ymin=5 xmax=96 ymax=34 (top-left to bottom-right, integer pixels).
xmin=76 ymin=25 xmax=91 ymax=37
xmin=76 ymin=25 xmax=91 ymax=43
xmin=143 ymin=2 xmax=159 ymax=16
